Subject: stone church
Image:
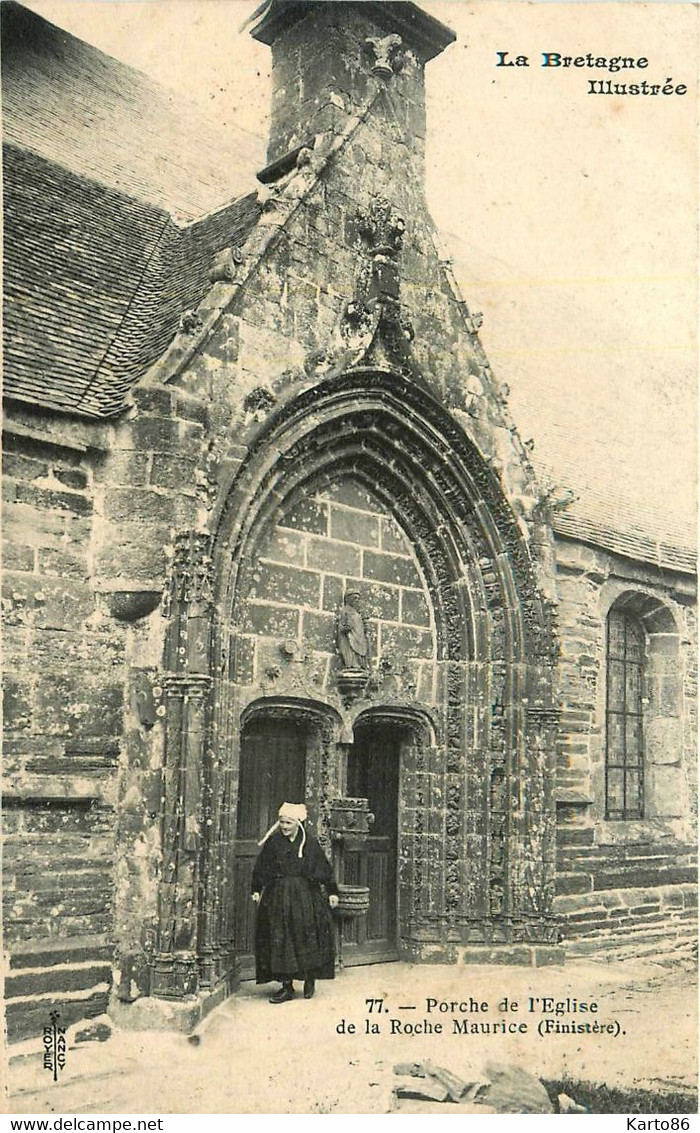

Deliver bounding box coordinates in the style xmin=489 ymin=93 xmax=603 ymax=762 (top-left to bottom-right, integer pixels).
xmin=3 ymin=0 xmax=696 ymax=1043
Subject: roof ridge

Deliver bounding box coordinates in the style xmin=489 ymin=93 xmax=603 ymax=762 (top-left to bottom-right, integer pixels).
xmin=180 ymin=189 xmax=261 ymax=233
xmin=2 ymin=2 xmax=151 ymax=86
xmin=3 ymin=4 xmax=266 ymax=220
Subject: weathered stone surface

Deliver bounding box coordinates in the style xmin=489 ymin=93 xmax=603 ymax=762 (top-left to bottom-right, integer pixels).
xmin=241 ymin=603 xmax=299 ymax=638
xmin=401 ymin=590 xmax=431 ymax=627
xmin=150 ymin=454 xmax=198 ymax=491
xmin=330 ymin=506 xmax=380 ymax=548
xmin=15 ymin=482 xmax=92 ymax=516
xmin=363 ymin=549 xmax=422 ymax=589
xmin=252 ymin=561 xmax=322 ymax=607
xmin=307 ymin=535 xmax=361 ymax=575
xmin=93 ymin=450 xmax=150 ymax=486
xmin=94 ymin=524 xmax=169 ymax=580
xmin=103 ymin=489 xmax=176 ymax=525
xmin=260 ymin=528 xmax=307 ymax=567
xmin=280 ymin=496 xmax=328 ymax=535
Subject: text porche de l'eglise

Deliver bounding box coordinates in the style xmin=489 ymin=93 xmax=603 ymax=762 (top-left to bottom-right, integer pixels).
xmin=334 ymin=995 xmax=628 ymax=1039
xmin=496 ymin=52 xmax=687 ymax=97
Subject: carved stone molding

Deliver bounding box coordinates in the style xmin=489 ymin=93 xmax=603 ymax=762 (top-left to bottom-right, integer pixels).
xmin=336 ymin=669 xmax=370 ymax=704
xmin=151 ymin=952 xmax=199 ymax=1000
xmin=162 ymin=674 xmax=213 ymax=701
xmin=162 ymin=531 xmax=214 ymax=620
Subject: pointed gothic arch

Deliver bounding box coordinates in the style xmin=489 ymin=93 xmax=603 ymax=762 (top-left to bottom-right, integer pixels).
xmin=152 ymin=368 xmax=560 ymax=999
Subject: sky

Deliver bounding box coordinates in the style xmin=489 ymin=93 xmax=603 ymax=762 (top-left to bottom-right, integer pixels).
xmin=17 ymin=0 xmax=698 ymax=539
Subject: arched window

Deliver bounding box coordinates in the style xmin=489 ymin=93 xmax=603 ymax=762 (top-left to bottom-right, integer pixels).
xmin=605 ymin=606 xmax=646 ymax=819
xmin=603 ymin=591 xmax=684 ymax=824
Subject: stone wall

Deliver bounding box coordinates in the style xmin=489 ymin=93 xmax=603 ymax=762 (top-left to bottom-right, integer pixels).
xmin=3 ymin=417 xmax=117 ymax=1039
xmin=552 ymin=535 xmax=697 ymax=950
xmin=240 ymin=477 xmax=436 ymax=692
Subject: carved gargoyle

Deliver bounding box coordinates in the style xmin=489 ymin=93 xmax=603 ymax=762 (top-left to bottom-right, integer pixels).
xmin=209 ymin=245 xmax=245 ymax=285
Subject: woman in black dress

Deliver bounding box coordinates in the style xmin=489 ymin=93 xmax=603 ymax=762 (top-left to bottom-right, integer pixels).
xmin=252 ymin=802 xmax=339 ymax=1003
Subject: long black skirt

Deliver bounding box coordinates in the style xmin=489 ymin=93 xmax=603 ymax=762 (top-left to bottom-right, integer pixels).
xmin=255 ymin=876 xmax=336 ymax=983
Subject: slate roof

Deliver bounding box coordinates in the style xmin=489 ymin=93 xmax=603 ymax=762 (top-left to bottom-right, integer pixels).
xmin=2 ymin=1 xmax=264 ymax=220
xmin=3 ymin=144 xmax=261 ymax=416
xmin=2 ymin=1 xmax=263 ymax=417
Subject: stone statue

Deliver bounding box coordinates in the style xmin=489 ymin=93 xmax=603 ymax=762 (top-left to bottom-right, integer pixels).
xmin=337 ymin=592 xmax=369 ymax=671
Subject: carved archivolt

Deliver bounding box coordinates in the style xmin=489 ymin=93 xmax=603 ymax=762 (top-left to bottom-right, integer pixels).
xmin=215 ymin=371 xmax=555 ymax=668
xmin=152 ymin=369 xmax=560 ymax=994
xmin=207 ymin=371 xmax=557 ymax=939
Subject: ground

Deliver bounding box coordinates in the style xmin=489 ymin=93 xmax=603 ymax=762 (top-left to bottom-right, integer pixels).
xmin=6 ymin=955 xmax=697 ymax=1115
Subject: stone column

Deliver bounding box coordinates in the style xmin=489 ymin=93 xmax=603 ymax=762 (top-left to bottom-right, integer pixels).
xmin=513 ymin=703 xmax=561 ymax=942
xmin=151 ymin=533 xmax=213 ymax=999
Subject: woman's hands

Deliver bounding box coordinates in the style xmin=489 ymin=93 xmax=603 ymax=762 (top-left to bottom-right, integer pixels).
xmin=251 ymin=892 xmax=261 ymax=903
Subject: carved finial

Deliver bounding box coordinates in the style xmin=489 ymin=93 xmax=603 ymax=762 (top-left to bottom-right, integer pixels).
xmin=358 ymin=196 xmax=406 ymax=256
xmin=162 ymin=532 xmax=213 ymax=619
xmin=179 ymin=309 xmax=202 ymax=336
xmin=536 ymin=485 xmax=577 ymax=515
xmin=363 ymin=33 xmax=406 ymax=79
xmin=243 ymin=386 xmax=277 ymax=416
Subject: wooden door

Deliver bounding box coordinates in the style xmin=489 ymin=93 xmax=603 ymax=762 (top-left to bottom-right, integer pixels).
xmin=342 ymin=725 xmax=399 ymax=965
xmin=233 ymin=719 xmax=306 ymax=978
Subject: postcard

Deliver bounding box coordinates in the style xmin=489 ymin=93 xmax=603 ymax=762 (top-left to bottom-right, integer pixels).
xmin=3 ymin=0 xmax=697 ymax=1119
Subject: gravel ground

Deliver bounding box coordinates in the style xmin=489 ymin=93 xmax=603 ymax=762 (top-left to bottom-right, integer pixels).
xmin=7 ymin=954 xmax=697 ymax=1115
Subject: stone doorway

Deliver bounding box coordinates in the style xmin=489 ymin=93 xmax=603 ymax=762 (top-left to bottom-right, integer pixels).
xmin=340 ymin=721 xmax=401 ymax=966
xmin=233 ymin=716 xmax=308 ymax=979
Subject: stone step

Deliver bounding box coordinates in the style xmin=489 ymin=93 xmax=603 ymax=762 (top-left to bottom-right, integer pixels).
xmin=4 ymin=978 xmax=110 ymax=1037
xmin=7 ymin=933 xmax=112 ymax=970
xmin=564 ymin=911 xmax=696 ymax=938
xmin=5 ymin=935 xmax=114 ymax=1042
xmin=567 ymin=922 xmax=697 ymax=958
xmin=6 ymin=960 xmax=112 ymax=998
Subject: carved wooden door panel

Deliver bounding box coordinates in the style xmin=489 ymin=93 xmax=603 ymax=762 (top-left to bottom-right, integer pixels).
xmin=233 ymin=718 xmax=306 ymax=979
xmin=342 ymin=726 xmax=399 ymax=965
